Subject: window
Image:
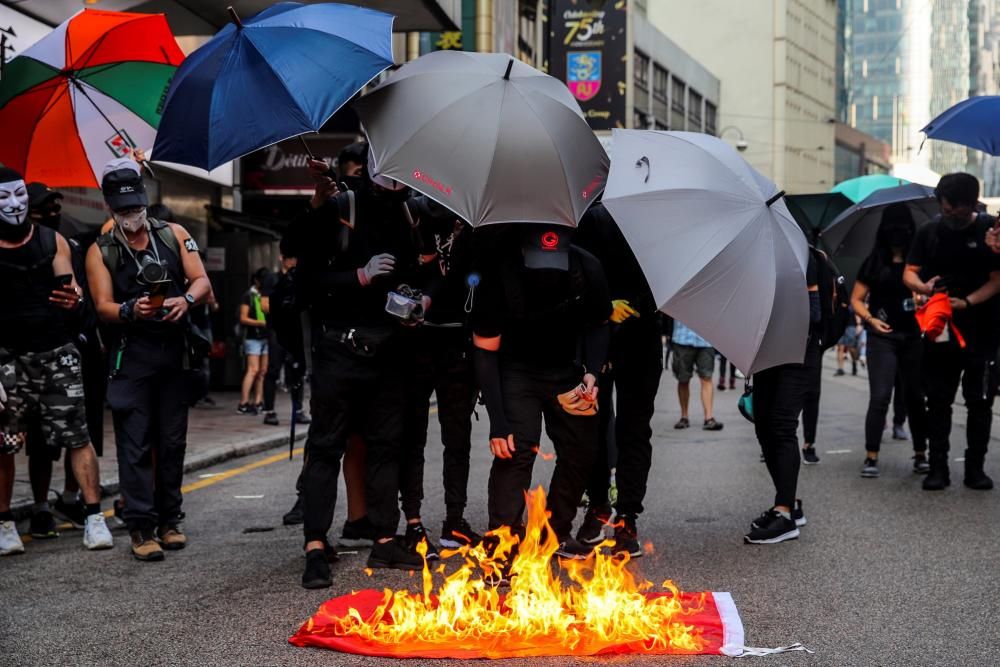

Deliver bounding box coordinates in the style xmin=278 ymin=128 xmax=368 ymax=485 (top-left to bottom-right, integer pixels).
xmin=634 ymin=50 xmax=650 ymax=118
xmin=653 ymin=64 xmax=669 ymax=126
xmin=671 ymin=76 xmax=686 ymax=130
xmin=705 ymin=102 xmax=717 ymax=135
xmin=634 ymin=109 xmax=650 ymax=130
xmin=688 ymin=90 xmax=703 ymax=130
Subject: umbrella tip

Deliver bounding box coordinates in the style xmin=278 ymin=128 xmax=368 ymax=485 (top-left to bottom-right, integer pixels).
xmin=503 ymin=59 xmax=514 ymax=80
xmin=765 ymin=190 xmax=785 ymax=208
xmin=227 ymin=5 xmax=244 ymax=29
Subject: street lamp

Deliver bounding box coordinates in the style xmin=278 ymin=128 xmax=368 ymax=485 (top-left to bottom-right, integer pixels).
xmin=719 ymin=125 xmax=748 ymax=152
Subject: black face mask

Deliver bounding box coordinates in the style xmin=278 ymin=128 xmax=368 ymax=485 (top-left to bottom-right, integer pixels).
xmin=339 ymin=175 xmax=364 ymax=193
xmin=942 ymin=213 xmax=975 ymax=231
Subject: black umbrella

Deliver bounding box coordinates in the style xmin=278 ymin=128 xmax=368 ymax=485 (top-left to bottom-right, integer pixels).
xmin=819 ymin=184 xmax=938 ymax=289
xmin=784 ymin=192 xmax=854 ymax=245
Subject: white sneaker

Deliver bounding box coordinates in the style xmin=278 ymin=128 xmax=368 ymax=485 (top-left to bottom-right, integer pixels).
xmin=83 ymin=513 xmax=113 ymax=550
xmin=0 ymin=520 xmax=25 ymax=556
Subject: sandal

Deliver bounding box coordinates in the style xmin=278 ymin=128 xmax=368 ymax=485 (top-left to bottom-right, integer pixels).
xmin=674 ymin=417 xmax=690 ymax=429
xmin=703 ymin=418 xmax=724 ymax=431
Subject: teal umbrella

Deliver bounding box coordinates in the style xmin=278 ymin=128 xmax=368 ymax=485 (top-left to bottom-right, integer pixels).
xmin=785 ymin=192 xmax=854 ymax=245
xmin=831 ymin=174 xmax=910 ymax=203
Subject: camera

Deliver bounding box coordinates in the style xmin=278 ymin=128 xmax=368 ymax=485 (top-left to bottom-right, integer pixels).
xmin=136 ymin=250 xmax=168 ymax=285
xmin=385 ymin=284 xmax=424 ymax=323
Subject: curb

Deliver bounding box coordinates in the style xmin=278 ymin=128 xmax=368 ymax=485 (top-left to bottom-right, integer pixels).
xmin=11 ymin=431 xmax=306 ymax=522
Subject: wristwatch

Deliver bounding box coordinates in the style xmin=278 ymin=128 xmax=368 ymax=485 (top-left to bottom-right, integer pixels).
xmin=184 ymin=293 xmax=196 ymax=307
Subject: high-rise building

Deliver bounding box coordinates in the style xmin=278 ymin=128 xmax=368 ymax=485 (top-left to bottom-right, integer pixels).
xmin=647 ymin=0 xmax=838 ymax=194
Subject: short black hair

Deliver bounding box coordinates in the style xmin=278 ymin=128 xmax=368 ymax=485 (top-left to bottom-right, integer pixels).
xmin=337 ymin=141 xmax=367 ymax=168
xmin=935 ymin=172 xmax=979 ymax=208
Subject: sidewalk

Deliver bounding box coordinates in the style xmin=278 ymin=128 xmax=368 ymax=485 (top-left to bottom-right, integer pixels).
xmin=10 ymin=391 xmax=306 ymax=518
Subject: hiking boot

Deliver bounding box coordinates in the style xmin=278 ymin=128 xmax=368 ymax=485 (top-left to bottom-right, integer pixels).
xmin=53 ymin=493 xmax=87 ymax=529
xmin=367 ymin=536 xmax=424 ymax=571
xmin=703 ymin=418 xmax=724 ymax=431
xmin=744 ymin=510 xmax=799 ymax=544
xmin=922 ymin=460 xmax=950 ymax=491
xmin=612 ymin=515 xmax=642 ymax=558
xmin=156 ymin=524 xmax=187 ymax=551
xmin=282 ymin=496 xmax=304 ymax=526
xmin=0 ymin=521 xmax=24 ymax=556
xmin=861 ymin=458 xmax=880 ymax=478
xmin=576 ymin=506 xmax=611 ymax=545
xmin=30 ymin=510 xmax=59 ymax=539
xmin=964 ymin=454 xmax=994 ymax=490
xmin=339 ymin=516 xmax=376 ymax=548
xmin=262 ymin=411 xmax=279 ymax=426
xmin=555 ymin=536 xmax=595 ymax=560
xmin=440 ymin=517 xmax=482 ymax=549
xmin=302 ymin=548 xmax=332 ymax=589
xmin=892 ymin=424 xmax=909 ymax=441
xmin=913 ymin=453 xmax=930 ymax=474
xmin=83 ymin=514 xmax=113 ymax=550
xmin=404 ymin=522 xmax=440 ymax=561
xmin=130 ymin=529 xmax=164 ymax=561
xmin=801 ymin=446 xmax=820 ymax=465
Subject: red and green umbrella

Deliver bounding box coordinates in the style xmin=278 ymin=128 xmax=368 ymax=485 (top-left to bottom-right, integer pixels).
xmin=0 ymin=9 xmax=184 ymax=187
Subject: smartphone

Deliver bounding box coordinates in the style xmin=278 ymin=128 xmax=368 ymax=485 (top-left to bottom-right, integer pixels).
xmin=145 ymin=280 xmax=169 ymax=309
xmin=53 ymin=274 xmax=72 ymax=289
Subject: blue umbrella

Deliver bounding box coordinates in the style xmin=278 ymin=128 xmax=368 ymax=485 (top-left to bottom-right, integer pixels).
xmin=152 ymin=2 xmax=394 ymax=170
xmin=921 ymin=95 xmax=1000 ymax=156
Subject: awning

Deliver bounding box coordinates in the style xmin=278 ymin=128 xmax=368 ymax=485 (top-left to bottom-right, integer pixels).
xmin=7 ymin=0 xmax=460 ymax=34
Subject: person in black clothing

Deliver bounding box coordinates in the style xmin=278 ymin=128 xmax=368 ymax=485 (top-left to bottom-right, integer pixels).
xmin=904 ymin=173 xmax=1000 ymax=491
xmin=285 ymin=154 xmax=425 ymax=588
xmin=744 ymin=252 xmax=821 ymax=545
xmin=261 ymin=252 xmax=310 ymax=427
xmin=573 ymin=203 xmax=662 ymax=558
xmin=396 ymin=195 xmax=481 ymax=555
xmin=850 ymin=203 xmax=928 ymax=478
xmin=87 ymin=157 xmax=212 ymax=561
xmin=473 ymin=224 xmax=611 ymax=576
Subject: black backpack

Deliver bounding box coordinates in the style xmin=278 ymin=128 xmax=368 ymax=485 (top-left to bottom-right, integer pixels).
xmin=809 ymin=246 xmax=850 ymax=351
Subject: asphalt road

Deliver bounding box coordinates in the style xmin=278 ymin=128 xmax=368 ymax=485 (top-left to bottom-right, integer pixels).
xmin=5 ymin=365 xmax=1000 ymax=666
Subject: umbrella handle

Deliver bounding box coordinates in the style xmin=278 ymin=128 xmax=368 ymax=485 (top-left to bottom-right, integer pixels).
xmin=635 ymin=156 xmax=650 ymax=183
xmin=765 ymin=190 xmax=785 ymax=207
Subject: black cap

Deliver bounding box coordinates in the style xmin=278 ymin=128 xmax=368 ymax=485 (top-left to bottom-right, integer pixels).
xmin=521 ymin=225 xmax=571 ymax=270
xmin=101 ymin=158 xmax=147 ymax=211
xmin=26 ymin=182 xmax=62 ymax=208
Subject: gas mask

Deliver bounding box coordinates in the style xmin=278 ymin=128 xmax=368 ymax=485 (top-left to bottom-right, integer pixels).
xmin=113 ymin=207 xmax=148 ymax=233
xmin=0 ymin=178 xmax=30 ymax=242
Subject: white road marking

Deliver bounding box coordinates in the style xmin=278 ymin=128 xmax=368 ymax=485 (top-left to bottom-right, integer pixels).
xmin=233 ymin=495 xmax=264 ymax=499
xmin=825 ymin=449 xmax=853 ymax=455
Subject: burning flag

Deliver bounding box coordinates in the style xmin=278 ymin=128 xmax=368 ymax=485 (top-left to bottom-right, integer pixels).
xmin=290 ymin=488 xmax=748 ymax=658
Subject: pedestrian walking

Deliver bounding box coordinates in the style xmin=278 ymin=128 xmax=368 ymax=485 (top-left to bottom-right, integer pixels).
xmin=669 ymin=320 xmax=723 ymax=431
xmin=237 ymin=268 xmax=270 ymax=415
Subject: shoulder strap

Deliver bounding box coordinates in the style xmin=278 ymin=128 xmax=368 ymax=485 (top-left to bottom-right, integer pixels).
xmin=149 ymin=218 xmax=181 ymax=257
xmin=37 ymin=225 xmax=57 ymax=261
xmin=97 ymin=231 xmax=121 ymax=273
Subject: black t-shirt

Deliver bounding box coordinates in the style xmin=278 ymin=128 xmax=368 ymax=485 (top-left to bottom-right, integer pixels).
xmin=0 ymin=226 xmax=70 ymax=353
xmin=857 ymin=258 xmax=918 ymax=337
xmin=473 ymin=246 xmax=612 ymax=369
xmin=241 ymin=289 xmax=267 ymax=339
xmin=907 ymin=214 xmax=1000 ymax=344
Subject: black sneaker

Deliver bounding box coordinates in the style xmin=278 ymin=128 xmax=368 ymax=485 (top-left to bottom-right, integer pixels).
xmin=236 ymin=403 xmax=256 ymax=415
xmin=751 ymin=500 xmax=805 ymax=530
xmin=339 ymin=516 xmax=376 ymax=548
xmin=481 ymin=533 xmax=515 ymax=587
xmin=440 ymin=517 xmax=482 ymax=549
xmin=861 ymin=458 xmax=880 ymax=478
xmin=913 ymin=454 xmax=930 ymax=474
xmin=576 ymin=506 xmax=611 ymax=545
xmin=802 ymin=447 xmax=820 ymax=465
xmin=53 ymin=493 xmax=87 ymax=529
xmin=404 ymin=522 xmax=440 ymax=561
xmin=555 ymin=536 xmax=595 ymax=560
xmin=892 ymin=424 xmax=909 ymax=441
xmin=612 ymin=515 xmax=642 ymax=558
xmin=111 ymin=498 xmax=126 ymax=530
xmin=744 ymin=510 xmax=799 ymax=544
xmin=282 ymin=496 xmax=304 ymax=525
xmin=834 ymin=368 xmax=845 ymax=376
xmin=294 ymin=411 xmax=312 ymax=425
xmin=30 ymin=510 xmax=59 ymax=539
xmin=302 ymin=548 xmax=332 ymax=589
xmin=263 ymin=411 xmax=279 ymax=426
xmin=367 ymin=536 xmax=424 ymax=571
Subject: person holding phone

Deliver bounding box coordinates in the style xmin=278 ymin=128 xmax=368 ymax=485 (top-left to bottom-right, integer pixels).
xmin=0 ymin=166 xmax=113 ymax=557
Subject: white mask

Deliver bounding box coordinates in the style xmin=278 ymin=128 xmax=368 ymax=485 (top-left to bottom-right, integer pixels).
xmin=0 ymin=179 xmax=28 ymax=227
xmin=113 ymin=208 xmax=148 ymax=233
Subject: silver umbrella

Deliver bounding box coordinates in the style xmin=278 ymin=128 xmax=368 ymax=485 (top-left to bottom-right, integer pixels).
xmin=354 ymin=50 xmax=609 ymax=227
xmin=603 ymin=130 xmax=809 ymax=375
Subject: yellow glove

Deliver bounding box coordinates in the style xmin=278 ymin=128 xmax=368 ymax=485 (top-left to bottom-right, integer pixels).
xmin=610 ymin=299 xmax=639 ymax=324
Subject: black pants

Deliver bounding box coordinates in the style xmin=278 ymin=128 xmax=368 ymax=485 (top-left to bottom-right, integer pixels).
xmin=488 ymin=363 xmax=599 ymax=539
xmin=922 ymin=338 xmax=995 ymax=465
xmin=801 ymin=349 xmax=822 ymax=445
xmin=754 ymin=345 xmax=821 ymax=508
xmin=399 ymin=327 xmax=477 ymax=521
xmin=864 ymin=333 xmax=926 ymax=453
xmin=892 ymin=370 xmax=907 ymax=427
xmin=301 ymin=332 xmax=406 ymax=544
xmin=263 ymin=331 xmax=304 ymax=412
xmin=586 ymin=318 xmax=662 ymax=516
xmin=106 ymin=335 xmax=188 ymax=531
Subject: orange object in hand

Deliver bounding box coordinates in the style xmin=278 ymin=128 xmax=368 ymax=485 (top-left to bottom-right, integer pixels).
xmin=557 ymin=387 xmax=598 ymax=416
xmin=915 ymin=292 xmax=966 ymax=348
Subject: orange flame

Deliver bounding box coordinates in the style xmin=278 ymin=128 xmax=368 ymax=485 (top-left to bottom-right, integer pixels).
xmin=323 ymin=487 xmax=706 ymax=656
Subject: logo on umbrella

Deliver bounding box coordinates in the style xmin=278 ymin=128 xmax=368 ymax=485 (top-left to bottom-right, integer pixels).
xmin=541 ymin=231 xmax=560 ymax=250
xmin=567 ymin=52 xmax=601 ymax=102
xmin=413 ymin=170 xmax=453 ymax=197
xmin=105 ymin=130 xmax=136 ymax=159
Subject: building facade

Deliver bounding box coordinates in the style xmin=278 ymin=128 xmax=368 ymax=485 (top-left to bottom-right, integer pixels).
xmin=648 ymin=0 xmax=838 ymax=194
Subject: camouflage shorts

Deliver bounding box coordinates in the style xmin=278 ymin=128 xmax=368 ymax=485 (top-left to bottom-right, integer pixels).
xmin=0 ymin=343 xmax=89 ymax=455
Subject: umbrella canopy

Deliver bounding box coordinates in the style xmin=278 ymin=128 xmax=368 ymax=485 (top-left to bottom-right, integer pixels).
xmin=784 ymin=192 xmax=854 ymax=245
xmin=152 ymin=2 xmax=394 ymax=171
xmin=603 ymin=130 xmax=809 ymax=375
xmin=0 ymin=9 xmax=184 ymax=187
xmin=921 ymin=95 xmax=1000 ymax=156
xmin=831 ymin=174 xmax=910 ymax=203
xmin=355 ymin=50 xmax=609 ymax=227
xmin=819 ymin=183 xmax=938 ymax=289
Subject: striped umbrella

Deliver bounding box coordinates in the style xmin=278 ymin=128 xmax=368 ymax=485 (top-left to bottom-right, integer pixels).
xmin=0 ymin=9 xmax=184 ymax=187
